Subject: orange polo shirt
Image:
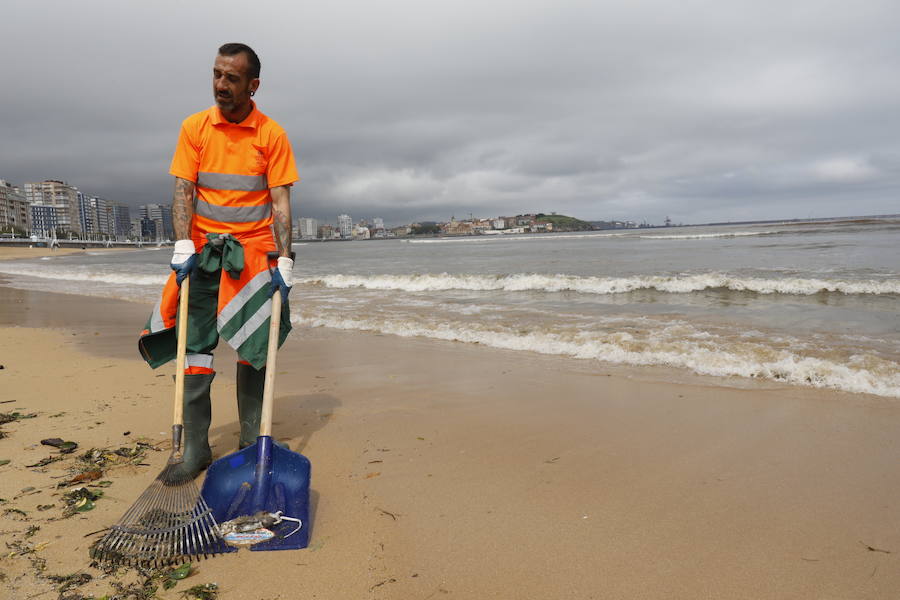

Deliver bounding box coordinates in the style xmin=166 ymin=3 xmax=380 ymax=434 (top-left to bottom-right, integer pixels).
xmin=169 ymin=102 xmax=299 ymax=246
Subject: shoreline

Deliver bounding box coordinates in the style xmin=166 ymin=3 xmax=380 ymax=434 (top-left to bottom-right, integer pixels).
xmin=0 ymin=245 xmax=140 ymax=261
xmin=3 ymin=284 xmax=900 ymax=597
xmin=1 ymin=245 xmax=897 ymax=401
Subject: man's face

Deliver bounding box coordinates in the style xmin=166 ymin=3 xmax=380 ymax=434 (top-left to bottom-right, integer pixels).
xmin=213 ymin=53 xmax=259 ymax=115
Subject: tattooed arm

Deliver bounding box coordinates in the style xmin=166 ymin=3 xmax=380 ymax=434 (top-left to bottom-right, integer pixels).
xmin=270 ymin=185 xmax=293 ymax=257
xmin=172 ymin=177 xmax=196 ymax=240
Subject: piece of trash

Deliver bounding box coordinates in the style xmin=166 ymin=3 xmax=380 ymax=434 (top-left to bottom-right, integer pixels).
xmin=217 ymin=511 xmax=302 ymax=547
xmin=169 ymin=563 xmax=193 ymax=580
xmin=181 ymin=582 xmax=218 ymax=599
xmin=123 ymin=431 xmax=131 ymax=436
xmin=365 ymin=472 xmax=381 ymax=479
xmin=42 ymin=438 xmax=81 ymax=454
xmin=26 ymin=456 xmax=62 ymax=468
xmin=62 ymin=487 xmax=102 ymax=517
xmin=60 ymin=469 xmax=102 ymax=487
xmin=860 ymin=541 xmax=892 ymax=554
xmin=376 ymin=507 xmax=398 ymax=520
xmin=48 ymin=572 xmax=92 ymax=594
xmin=59 ymin=442 xmax=78 ymax=454
xmin=160 ymin=563 xmax=194 ymax=589
xmin=0 ymin=460 xmax=10 ymax=467
xmin=75 ymin=497 xmax=95 ymax=512
xmin=0 ymin=412 xmax=37 ymax=424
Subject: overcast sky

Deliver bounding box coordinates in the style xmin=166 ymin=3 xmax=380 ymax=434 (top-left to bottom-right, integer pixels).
xmin=2 ymin=0 xmax=899 ymax=226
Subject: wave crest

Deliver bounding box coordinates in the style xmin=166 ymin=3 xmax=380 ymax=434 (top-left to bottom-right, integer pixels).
xmin=298 ymin=272 xmax=900 ymax=296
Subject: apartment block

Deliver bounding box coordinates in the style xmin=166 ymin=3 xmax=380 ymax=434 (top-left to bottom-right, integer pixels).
xmin=110 ymin=202 xmax=132 ymax=239
xmin=337 ymin=214 xmax=353 ymax=238
xmin=139 ymin=204 xmax=174 ymax=241
xmin=24 ymin=180 xmax=82 ymax=236
xmin=298 ymin=217 xmax=318 ymax=239
xmin=0 ymin=180 xmax=29 ymax=234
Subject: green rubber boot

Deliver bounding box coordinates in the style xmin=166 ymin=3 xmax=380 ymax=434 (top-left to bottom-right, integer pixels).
xmin=236 ymin=362 xmax=265 ymax=449
xmin=169 ymin=372 xmax=214 ymax=481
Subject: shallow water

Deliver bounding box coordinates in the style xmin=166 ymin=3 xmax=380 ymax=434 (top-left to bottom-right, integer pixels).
xmin=1 ymin=217 xmax=898 ymax=397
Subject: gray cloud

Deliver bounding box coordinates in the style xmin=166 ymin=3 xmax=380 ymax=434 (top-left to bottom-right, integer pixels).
xmin=3 ymin=0 xmax=899 ymax=227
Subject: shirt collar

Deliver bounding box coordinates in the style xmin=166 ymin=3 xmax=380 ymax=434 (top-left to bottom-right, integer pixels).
xmin=209 ymin=100 xmax=260 ymax=129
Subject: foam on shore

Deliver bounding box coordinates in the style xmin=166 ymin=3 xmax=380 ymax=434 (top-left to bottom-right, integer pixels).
xmin=295 ymin=310 xmax=900 ymax=398
xmin=299 ymin=272 xmax=900 ymax=296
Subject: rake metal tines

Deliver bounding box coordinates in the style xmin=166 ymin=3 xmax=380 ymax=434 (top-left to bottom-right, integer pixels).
xmin=91 ymin=463 xmax=229 ymax=568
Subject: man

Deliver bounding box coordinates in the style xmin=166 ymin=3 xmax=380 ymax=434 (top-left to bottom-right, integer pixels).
xmin=139 ymin=43 xmax=298 ymax=479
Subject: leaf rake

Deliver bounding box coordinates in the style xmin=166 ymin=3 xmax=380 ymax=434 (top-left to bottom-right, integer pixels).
xmin=91 ymin=277 xmax=227 ymax=566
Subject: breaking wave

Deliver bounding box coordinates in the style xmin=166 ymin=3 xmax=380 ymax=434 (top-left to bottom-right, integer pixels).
xmin=638 ymin=231 xmax=776 ymax=240
xmin=0 ymin=263 xmax=166 ymax=287
xmin=405 ymin=232 xmax=627 ymax=243
xmin=298 ymin=272 xmax=900 ymax=297
xmin=294 ymin=311 xmax=900 ymax=398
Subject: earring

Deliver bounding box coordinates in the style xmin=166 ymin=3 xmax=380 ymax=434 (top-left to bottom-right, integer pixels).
xmin=250 ymin=91 xmax=256 ymax=97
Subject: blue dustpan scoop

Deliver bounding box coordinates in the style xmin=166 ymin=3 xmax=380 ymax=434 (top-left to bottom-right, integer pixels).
xmin=201 ymin=436 xmax=311 ymax=551
xmin=199 ymin=289 xmax=312 ymax=551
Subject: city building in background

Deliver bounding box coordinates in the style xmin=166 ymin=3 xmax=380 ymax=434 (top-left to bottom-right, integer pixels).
xmin=318 ymin=224 xmax=336 ymax=239
xmin=0 ymin=180 xmax=29 ymax=235
xmin=2 ymin=175 xmax=652 ymax=244
xmin=138 ymin=203 xmax=174 ymax=241
xmin=78 ymin=194 xmax=132 ymax=240
xmin=24 ymin=180 xmax=82 ymax=237
xmin=111 ymin=202 xmax=132 ymax=239
xmin=78 ymin=192 xmax=110 ymax=238
xmin=29 ymin=203 xmax=61 ymax=239
xmin=337 ymin=214 xmax=352 ymax=239
xmin=298 ymin=217 xmax=318 ymax=239
xmin=129 ymin=217 xmax=143 ymax=240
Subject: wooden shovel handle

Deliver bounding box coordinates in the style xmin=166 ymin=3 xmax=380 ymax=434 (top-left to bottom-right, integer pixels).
xmin=260 ymin=290 xmax=281 ymax=437
xmin=173 ymin=276 xmax=190 ymax=426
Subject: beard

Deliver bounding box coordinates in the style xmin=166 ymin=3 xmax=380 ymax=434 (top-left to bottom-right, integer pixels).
xmin=216 ymin=95 xmax=235 ymax=110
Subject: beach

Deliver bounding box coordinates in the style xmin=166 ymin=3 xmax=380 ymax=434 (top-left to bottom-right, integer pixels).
xmin=3 ymin=261 xmax=900 ymax=598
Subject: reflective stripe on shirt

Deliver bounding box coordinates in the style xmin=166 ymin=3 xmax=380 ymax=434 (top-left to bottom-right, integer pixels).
xmin=195 ymin=197 xmax=271 ymax=223
xmin=197 ymin=172 xmax=268 ymax=191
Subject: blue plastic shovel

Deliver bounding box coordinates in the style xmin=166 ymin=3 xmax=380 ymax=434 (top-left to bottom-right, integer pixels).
xmin=200 ymin=283 xmax=311 ymax=551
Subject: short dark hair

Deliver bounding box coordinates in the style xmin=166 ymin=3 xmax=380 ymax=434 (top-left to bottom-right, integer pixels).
xmin=218 ymin=43 xmax=260 ymax=79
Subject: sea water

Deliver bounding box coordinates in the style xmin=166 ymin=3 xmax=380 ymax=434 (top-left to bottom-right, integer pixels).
xmin=1 ymin=217 xmax=898 ymax=398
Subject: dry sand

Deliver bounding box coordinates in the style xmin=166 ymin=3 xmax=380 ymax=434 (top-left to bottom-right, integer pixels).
xmin=2 ymin=283 xmax=900 ymax=599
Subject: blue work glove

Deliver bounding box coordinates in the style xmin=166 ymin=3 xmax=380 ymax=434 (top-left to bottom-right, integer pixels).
xmin=270 ymin=256 xmax=294 ymax=302
xmin=170 ymin=239 xmax=197 ymax=286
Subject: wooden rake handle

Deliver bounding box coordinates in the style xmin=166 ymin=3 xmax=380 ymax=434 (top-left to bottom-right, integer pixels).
xmin=173 ymin=276 xmax=190 ymax=427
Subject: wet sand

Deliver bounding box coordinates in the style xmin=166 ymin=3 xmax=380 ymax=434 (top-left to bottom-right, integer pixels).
xmin=2 ymin=284 xmax=900 ymax=598
xmin=0 ymin=246 xmax=137 ymax=261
